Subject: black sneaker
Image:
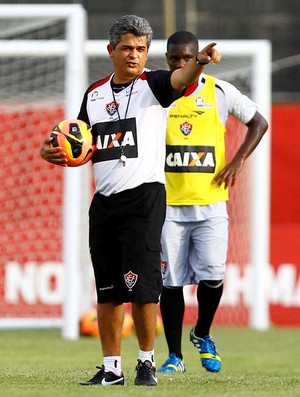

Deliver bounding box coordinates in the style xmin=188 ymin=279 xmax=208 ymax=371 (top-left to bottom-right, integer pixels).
xmin=80 ymin=365 xmax=125 ymax=386
xmin=134 ymin=359 xmax=157 ymax=386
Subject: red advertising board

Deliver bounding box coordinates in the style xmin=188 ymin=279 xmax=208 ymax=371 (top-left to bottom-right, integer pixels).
xmin=0 ymin=103 xmax=299 ymax=327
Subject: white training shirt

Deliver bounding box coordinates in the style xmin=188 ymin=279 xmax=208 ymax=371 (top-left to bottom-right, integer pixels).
xmin=78 ymin=70 xmax=182 ymax=196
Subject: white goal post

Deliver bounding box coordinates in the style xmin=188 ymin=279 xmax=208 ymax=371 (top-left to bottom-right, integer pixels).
xmin=0 ymin=4 xmax=88 ymax=339
xmin=0 ymin=4 xmax=271 ymax=339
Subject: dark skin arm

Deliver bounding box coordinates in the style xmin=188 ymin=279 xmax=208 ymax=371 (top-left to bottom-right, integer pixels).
xmin=171 ymin=42 xmax=221 ymax=91
xmin=213 ymin=111 xmax=269 ymax=188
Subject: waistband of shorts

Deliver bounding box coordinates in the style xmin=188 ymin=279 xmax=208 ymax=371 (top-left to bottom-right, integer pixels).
xmin=97 ymin=182 xmax=165 ymax=200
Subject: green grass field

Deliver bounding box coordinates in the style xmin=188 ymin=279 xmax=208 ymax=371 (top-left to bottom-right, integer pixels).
xmin=0 ymin=327 xmax=299 ymax=396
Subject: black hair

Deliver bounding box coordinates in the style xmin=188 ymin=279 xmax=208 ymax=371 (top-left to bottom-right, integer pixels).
xmin=167 ymin=30 xmax=199 ymax=51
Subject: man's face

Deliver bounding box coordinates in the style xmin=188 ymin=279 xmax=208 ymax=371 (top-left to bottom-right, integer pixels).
xmin=107 ymin=33 xmax=148 ymax=83
xmin=166 ymin=43 xmax=198 ymax=72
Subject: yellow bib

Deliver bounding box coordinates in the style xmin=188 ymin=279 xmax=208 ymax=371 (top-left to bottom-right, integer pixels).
xmin=165 ymin=75 xmax=228 ymax=205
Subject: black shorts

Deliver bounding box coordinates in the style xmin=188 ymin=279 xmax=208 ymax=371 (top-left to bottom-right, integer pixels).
xmin=89 ymin=182 xmax=166 ymax=304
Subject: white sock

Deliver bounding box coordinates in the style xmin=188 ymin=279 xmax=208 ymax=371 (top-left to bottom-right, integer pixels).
xmin=103 ymin=356 xmax=122 ymax=376
xmin=138 ymin=349 xmax=155 ymax=367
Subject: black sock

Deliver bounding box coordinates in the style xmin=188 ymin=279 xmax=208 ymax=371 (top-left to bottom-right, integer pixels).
xmin=194 ymin=280 xmax=223 ymax=339
xmin=159 ymin=286 xmax=184 ymax=359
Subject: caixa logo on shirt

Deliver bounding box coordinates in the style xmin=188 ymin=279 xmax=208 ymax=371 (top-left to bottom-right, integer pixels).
xmin=92 ymin=118 xmax=138 ymax=162
xmin=165 ymin=145 xmax=216 ymax=173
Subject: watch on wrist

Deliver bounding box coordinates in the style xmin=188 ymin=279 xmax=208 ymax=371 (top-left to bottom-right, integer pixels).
xmin=195 ymin=53 xmax=209 ymax=65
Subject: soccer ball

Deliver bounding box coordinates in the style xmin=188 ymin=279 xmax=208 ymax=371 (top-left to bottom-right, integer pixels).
xmin=79 ymin=308 xmax=135 ymax=338
xmin=80 ymin=307 xmax=99 ymax=337
xmin=50 ymin=119 xmax=95 ymax=167
xmin=156 ymin=314 xmax=163 ymax=335
xmin=122 ymin=312 xmax=135 ymax=337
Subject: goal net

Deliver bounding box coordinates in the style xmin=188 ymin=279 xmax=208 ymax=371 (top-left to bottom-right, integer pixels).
xmin=0 ymin=5 xmax=271 ymax=338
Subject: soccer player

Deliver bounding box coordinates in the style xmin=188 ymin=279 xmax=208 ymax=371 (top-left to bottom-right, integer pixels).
xmin=40 ymin=16 xmax=221 ymax=386
xmin=158 ymin=31 xmax=268 ymax=374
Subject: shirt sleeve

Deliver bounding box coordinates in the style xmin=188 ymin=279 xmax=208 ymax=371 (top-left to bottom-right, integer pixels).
xmin=216 ymin=79 xmax=258 ymax=125
xmin=77 ymin=90 xmax=90 ymax=125
xmin=146 ymin=70 xmax=185 ymax=108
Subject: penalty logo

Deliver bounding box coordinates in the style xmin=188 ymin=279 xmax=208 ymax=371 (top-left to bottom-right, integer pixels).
xmin=124 ymin=271 xmax=138 ymax=291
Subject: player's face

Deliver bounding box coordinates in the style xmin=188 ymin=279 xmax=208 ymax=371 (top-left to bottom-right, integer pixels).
xmin=166 ymin=43 xmax=198 ymax=72
xmin=108 ymin=33 xmax=148 ymax=83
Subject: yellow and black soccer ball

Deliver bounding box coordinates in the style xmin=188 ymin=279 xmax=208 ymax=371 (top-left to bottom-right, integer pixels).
xmin=50 ymin=119 xmax=95 ymax=167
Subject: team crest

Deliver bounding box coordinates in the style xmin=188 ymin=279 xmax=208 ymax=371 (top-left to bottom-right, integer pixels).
xmin=124 ymin=271 xmax=138 ymax=291
xmin=180 ymin=121 xmax=193 ymax=136
xmin=106 ymin=101 xmax=118 ymax=116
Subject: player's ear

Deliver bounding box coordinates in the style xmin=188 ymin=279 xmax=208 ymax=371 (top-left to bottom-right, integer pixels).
xmin=107 ymin=43 xmax=113 ymax=58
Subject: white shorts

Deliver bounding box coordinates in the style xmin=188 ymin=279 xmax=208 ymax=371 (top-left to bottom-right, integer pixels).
xmin=161 ymin=217 xmax=228 ymax=287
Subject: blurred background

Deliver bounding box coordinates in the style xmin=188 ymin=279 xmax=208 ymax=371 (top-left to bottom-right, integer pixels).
xmin=1 ymin=0 xmax=299 ymax=102
xmin=0 ymin=1 xmax=299 ymax=334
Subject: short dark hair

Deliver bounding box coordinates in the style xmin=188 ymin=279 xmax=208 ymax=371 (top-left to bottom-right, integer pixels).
xmin=109 ymin=15 xmax=153 ymax=49
xmin=167 ymin=31 xmax=199 ymax=51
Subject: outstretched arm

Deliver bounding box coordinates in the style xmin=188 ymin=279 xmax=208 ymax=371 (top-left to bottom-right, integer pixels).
xmin=170 ymin=42 xmax=221 ymax=91
xmin=213 ymin=111 xmax=269 ymax=188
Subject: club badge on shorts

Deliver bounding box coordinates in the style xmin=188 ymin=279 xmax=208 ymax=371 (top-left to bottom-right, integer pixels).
xmin=160 ymin=260 xmax=167 ymax=277
xmin=124 ymin=271 xmax=138 ymax=291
